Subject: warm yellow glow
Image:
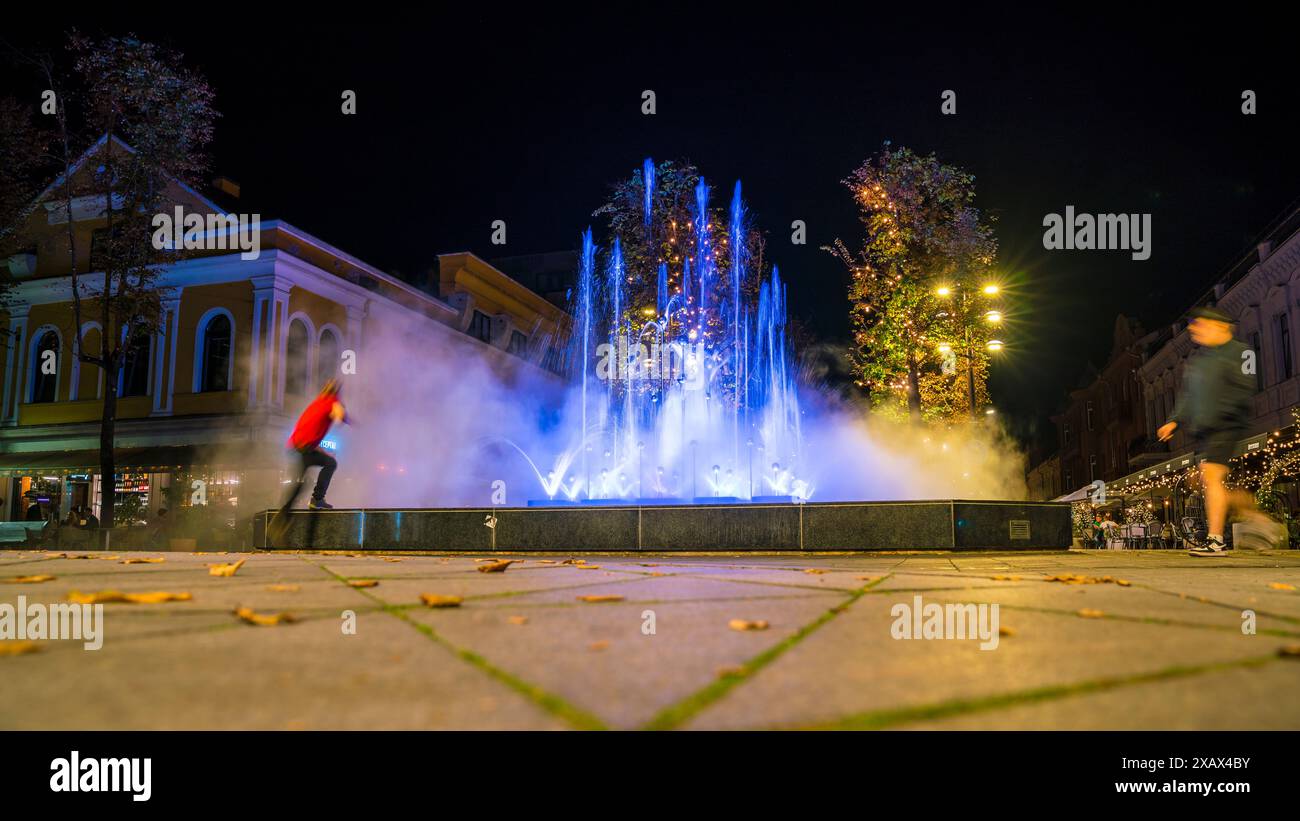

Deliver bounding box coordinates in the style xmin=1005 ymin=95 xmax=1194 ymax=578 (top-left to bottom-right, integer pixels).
xmin=937 ymin=342 xmax=952 ymax=354
xmin=987 ymin=339 xmax=1004 ymax=352
xmin=982 ymin=284 xmax=1000 ymax=295
xmin=935 ymin=286 xmax=952 ymax=297
xmin=985 ymin=310 xmax=1002 ymax=323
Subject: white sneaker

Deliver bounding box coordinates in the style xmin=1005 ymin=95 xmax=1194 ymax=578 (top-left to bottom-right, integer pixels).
xmin=1188 ymin=538 xmax=1228 ymax=557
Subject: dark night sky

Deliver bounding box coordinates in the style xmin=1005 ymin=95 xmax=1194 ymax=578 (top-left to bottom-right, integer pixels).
xmin=5 ymin=11 xmax=1298 ymax=450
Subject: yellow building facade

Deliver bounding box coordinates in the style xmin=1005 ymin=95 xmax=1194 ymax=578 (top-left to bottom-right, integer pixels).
xmin=0 ymin=137 xmax=568 ymax=542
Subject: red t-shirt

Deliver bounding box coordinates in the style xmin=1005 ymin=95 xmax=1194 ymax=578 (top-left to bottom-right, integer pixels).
xmin=288 ymin=395 xmax=337 ymax=450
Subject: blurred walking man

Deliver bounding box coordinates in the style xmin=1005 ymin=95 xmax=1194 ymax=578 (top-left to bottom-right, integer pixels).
xmin=1157 ymin=306 xmax=1262 ymax=556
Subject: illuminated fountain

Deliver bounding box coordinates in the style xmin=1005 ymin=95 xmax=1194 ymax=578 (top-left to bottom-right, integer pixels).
xmin=521 ymin=159 xmax=810 ymax=504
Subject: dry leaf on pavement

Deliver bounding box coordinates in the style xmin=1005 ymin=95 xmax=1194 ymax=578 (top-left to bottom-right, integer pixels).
xmin=4 ymin=575 xmax=55 ymax=584
xmin=1077 ymin=608 xmax=1105 ymax=618
xmin=576 ymin=594 xmax=623 ymax=603
xmin=507 ymin=615 xmax=529 ymax=625
xmin=729 ymin=619 xmax=770 ymax=631
xmin=234 ymin=607 xmax=296 ymax=626
xmin=266 ymin=584 xmax=300 ymax=592
xmin=419 ymin=594 xmax=463 ymax=608
xmin=348 ymin=579 xmax=379 ymax=588
xmin=1268 ymin=582 xmax=1296 ymax=591
xmin=208 ymin=559 xmax=247 ymax=577
xmin=477 ymin=560 xmax=514 ymax=573
xmin=0 ymin=641 xmax=42 ymax=657
xmin=121 ymin=557 xmax=165 ymax=564
xmin=67 ymin=590 xmax=192 ymax=604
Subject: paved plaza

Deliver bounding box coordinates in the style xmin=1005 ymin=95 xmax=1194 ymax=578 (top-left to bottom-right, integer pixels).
xmin=2 ymin=547 xmax=1298 ymax=730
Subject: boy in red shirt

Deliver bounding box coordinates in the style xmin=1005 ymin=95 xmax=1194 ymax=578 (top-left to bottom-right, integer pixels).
xmin=281 ymin=379 xmax=348 ymax=512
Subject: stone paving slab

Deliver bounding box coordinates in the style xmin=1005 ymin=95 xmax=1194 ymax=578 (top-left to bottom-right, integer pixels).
xmin=905 ymin=661 xmax=1300 ymax=729
xmin=917 ymin=584 xmax=1300 ymax=635
xmin=2 ymin=548 xmax=1298 ymax=730
xmin=684 ymin=591 xmax=1286 ymax=730
xmin=0 ymin=610 xmax=564 ymax=730
xmin=401 ymin=594 xmax=845 ymax=729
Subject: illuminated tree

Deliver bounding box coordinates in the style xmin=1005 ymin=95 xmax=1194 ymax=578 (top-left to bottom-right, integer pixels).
xmin=828 ymin=144 xmax=998 ymax=422
xmin=593 ymin=159 xmax=769 ymax=406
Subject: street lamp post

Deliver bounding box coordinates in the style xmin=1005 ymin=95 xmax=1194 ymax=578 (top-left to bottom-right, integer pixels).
xmin=936 ymin=282 xmax=1004 ymax=419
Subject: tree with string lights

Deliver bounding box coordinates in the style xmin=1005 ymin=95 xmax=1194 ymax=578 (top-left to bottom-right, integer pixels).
xmin=828 ymin=144 xmax=1000 ymax=422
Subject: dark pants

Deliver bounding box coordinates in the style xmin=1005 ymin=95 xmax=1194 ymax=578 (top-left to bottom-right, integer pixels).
xmin=281 ymin=447 xmax=337 ymax=509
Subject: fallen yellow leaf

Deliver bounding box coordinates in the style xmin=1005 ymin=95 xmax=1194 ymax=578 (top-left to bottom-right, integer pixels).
xmin=266 ymin=584 xmax=300 ymax=592
xmin=729 ymin=619 xmax=770 ymax=631
xmin=207 ymin=559 xmax=247 ymax=577
xmin=507 ymin=615 xmax=529 ymax=625
xmin=1268 ymin=582 xmax=1296 ymax=591
xmin=588 ymin=640 xmax=610 ymax=651
xmin=67 ymin=590 xmax=192 ymax=604
xmin=803 ymin=568 xmax=829 ymax=575
xmin=123 ymin=591 xmax=193 ymax=604
xmin=234 ymin=606 xmax=295 ymax=626
xmin=4 ymin=575 xmax=55 ymax=584
xmin=1279 ymin=645 xmax=1300 ymax=659
xmin=1077 ymin=608 xmax=1105 ymax=619
xmin=0 ymin=641 xmax=42 ymax=657
xmin=577 ymin=565 xmax=601 ymax=570
xmin=382 ymin=557 xmax=403 ymax=563
xmin=419 ymin=594 xmax=463 ymax=608
xmin=999 ymin=626 xmax=1016 ymax=637
xmin=576 ymin=595 xmax=624 ymax=603
xmin=121 ymin=557 xmax=165 ymax=564
xmin=348 ymin=579 xmax=379 ymax=588
xmin=477 ymin=560 xmax=514 ymax=574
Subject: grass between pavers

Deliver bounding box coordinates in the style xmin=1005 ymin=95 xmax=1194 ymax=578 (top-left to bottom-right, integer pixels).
xmin=639 ymin=575 xmax=890 ymax=731
xmin=304 ymin=557 xmax=608 ymax=731
xmin=797 ymin=654 xmax=1282 ymax=730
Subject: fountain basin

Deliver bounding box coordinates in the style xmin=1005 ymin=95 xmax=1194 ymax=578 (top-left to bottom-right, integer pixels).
xmin=257 ymin=500 xmax=1070 ymax=552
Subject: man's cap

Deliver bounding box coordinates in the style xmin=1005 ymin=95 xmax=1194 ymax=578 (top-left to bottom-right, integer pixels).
xmin=1189 ymin=305 xmax=1235 ymax=324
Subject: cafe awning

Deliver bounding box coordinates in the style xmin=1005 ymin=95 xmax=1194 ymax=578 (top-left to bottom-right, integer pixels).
xmin=0 ymin=445 xmax=282 ymax=473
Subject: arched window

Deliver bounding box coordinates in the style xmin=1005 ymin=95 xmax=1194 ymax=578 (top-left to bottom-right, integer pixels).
xmin=317 ymin=328 xmax=341 ymax=385
xmin=199 ymin=314 xmax=232 ymax=392
xmin=285 ymin=319 xmax=310 ymax=398
xmin=31 ymin=330 xmax=60 ymax=403
xmin=120 ymin=332 xmax=152 ymax=398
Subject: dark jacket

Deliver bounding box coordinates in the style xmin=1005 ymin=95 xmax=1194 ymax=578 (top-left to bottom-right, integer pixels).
xmin=1169 ymin=338 xmax=1254 ymax=435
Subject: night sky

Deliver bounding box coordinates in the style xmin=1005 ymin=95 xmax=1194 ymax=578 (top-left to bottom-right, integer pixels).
xmin=5 ymin=12 xmax=1298 ymax=451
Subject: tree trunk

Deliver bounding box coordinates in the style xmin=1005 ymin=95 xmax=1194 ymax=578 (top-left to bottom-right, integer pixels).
xmin=99 ymin=360 xmax=118 ymax=546
xmin=905 ymin=349 xmax=923 ymax=423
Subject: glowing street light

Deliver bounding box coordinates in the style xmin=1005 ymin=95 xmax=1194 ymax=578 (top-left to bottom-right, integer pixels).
xmin=982 ymin=284 xmax=1000 ymax=295
xmin=935 ymin=285 xmax=952 ymax=297
xmin=985 ymin=310 xmax=1002 ymax=323
xmin=987 ymin=339 xmax=1004 ymax=352
xmin=937 ymin=342 xmax=952 ymax=354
